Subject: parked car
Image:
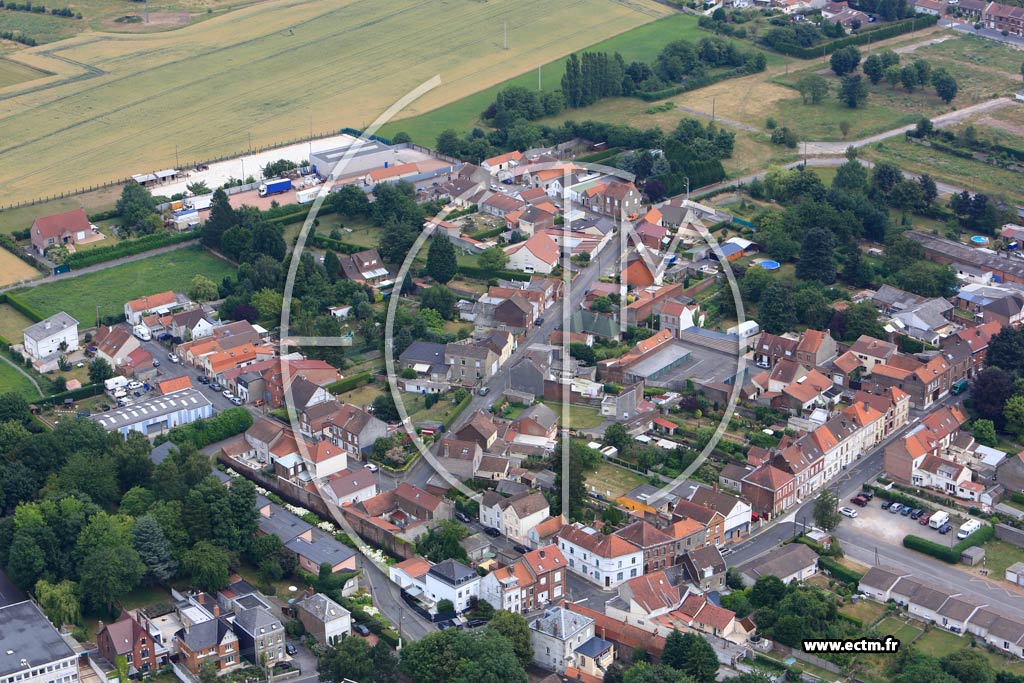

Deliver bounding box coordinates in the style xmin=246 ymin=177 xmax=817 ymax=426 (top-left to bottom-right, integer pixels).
xmin=938 ymin=524 xmax=953 ymax=534
xmin=881 ymin=500 xmax=892 ymax=510
xmin=274 ymin=662 xmax=294 ymax=671
xmin=209 ymin=383 xmax=223 ymax=392
xmin=454 ymin=511 xmax=471 ymax=523
xmin=437 ymin=620 xmax=456 ymax=631
xmin=888 ymin=503 xmax=903 ymax=514
xmin=859 ymin=490 xmax=874 ymax=501
xmin=364 ymin=462 xmax=379 ymax=472
xmin=465 ymin=619 xmax=487 ymax=628
xmin=168 ymin=353 xmax=179 ymax=363
xmin=152 ymin=359 xmax=160 ymax=367
xmin=128 ymin=381 xmax=143 ymax=390
xmin=839 ymin=507 xmax=858 ymax=518
xmin=478 ymin=386 xmax=490 ymax=396
xmin=919 ymin=513 xmax=932 ymax=526
xmin=850 ymin=496 xmax=868 ymax=507
xmin=230 ymin=396 xmax=243 ymax=406
xmin=285 ymin=643 xmax=297 ymax=656
xmin=900 ymin=506 xmax=913 ymax=516
xmin=909 ymin=508 xmax=924 ymax=519
xmin=354 ymin=624 xmax=371 ymax=636
xmin=483 ymin=526 xmax=501 ymax=537
xmin=513 ymin=544 xmax=530 ymax=554
xmin=534 ymin=317 xmax=544 ymax=327
xmin=197 ymin=375 xmax=209 ymax=384
xmin=222 ymin=390 xmax=234 ymax=399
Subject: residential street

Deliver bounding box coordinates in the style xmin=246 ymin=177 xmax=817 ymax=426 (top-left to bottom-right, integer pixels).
xmin=134 ymin=335 xmax=244 ymax=413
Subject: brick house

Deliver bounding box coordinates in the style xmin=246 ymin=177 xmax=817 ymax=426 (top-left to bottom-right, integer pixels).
xmin=613 ymin=520 xmax=675 ymax=573
xmin=30 ymin=207 xmax=92 ymax=255
xmin=97 ymin=610 xmax=166 ymax=676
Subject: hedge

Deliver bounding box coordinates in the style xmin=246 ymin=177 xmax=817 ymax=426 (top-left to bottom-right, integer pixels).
xmin=818 ymin=556 xmax=863 ymax=585
xmin=763 ymin=14 xmax=938 ymax=59
xmin=634 ymin=62 xmax=766 ymax=101
xmin=457 ymin=265 xmax=531 ymax=282
xmin=442 ymin=393 xmax=473 ymax=430
xmin=64 ymin=230 xmax=199 ymax=269
xmin=326 ymin=372 xmax=372 ymax=394
xmin=159 ymin=406 xmax=254 ymax=448
xmin=903 ymin=524 xmax=994 ymax=564
xmin=2 ymin=293 xmax=44 ymax=322
xmin=88 ymin=209 xmax=120 ymax=222
xmin=0 ymin=234 xmax=48 ymax=275
xmin=471 ymin=225 xmax=506 ymax=240
xmin=309 ymin=233 xmax=368 ymax=255
xmin=43 ymin=383 xmax=104 ymax=406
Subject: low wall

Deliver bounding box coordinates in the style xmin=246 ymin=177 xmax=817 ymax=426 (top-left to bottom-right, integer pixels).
xmin=996 ymin=523 xmax=1024 ymax=549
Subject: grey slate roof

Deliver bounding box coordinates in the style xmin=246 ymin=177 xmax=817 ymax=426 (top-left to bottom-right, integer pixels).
xmin=736 ymin=543 xmax=817 ymax=581
xmin=530 ymin=606 xmax=592 ymax=641
xmin=256 ymin=495 xmax=313 ymax=542
xmin=575 ymin=635 xmax=613 ymax=659
xmin=285 ymin=529 xmax=356 ymax=568
xmin=22 ymin=312 xmax=78 ymax=342
xmin=297 ymin=593 xmax=350 ymax=623
xmin=0 ymin=601 xmax=74 ymax=677
xmin=233 ymin=607 xmax=282 ymax=637
xmin=427 ymin=559 xmax=477 ymax=587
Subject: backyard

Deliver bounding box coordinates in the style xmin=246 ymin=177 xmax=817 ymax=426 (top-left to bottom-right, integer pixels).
xmin=10 ymin=246 xmax=236 ymax=324
xmin=584 ymin=460 xmax=648 ymax=501
xmin=541 ymin=400 xmax=605 ymax=430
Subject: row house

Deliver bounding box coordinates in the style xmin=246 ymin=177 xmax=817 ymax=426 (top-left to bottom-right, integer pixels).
xmin=671 ymin=499 xmax=725 ymax=548
xmin=479 ymin=490 xmax=551 ymax=544
xmin=446 ymin=342 xmax=499 ymax=388
xmin=884 ymin=404 xmax=976 ymax=498
xmin=97 ymin=610 xmax=168 ymax=676
xmin=941 ymin=321 xmax=1002 ymax=381
xmin=558 ymin=523 xmax=644 ymax=588
xmin=613 ymin=521 xmax=676 ymax=573
xmin=863 ymin=352 xmax=952 ymax=409
xmin=984 ymin=1 xmax=1024 ymax=35
xmin=740 ymin=465 xmax=796 ymax=519
xmin=480 ymin=545 xmax=567 ymax=613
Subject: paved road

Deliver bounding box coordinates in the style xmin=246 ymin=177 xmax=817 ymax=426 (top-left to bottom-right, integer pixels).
xmin=0 ymin=239 xmax=201 ymax=294
xmin=133 ymin=335 xmax=242 ymax=413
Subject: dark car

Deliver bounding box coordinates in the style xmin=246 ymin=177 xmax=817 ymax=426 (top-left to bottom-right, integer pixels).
xmin=274 ymin=662 xmax=294 ymax=671
xmin=859 ymin=490 xmax=874 ymax=501
xmin=437 ymin=620 xmax=455 ymax=631
xmin=465 ymin=619 xmax=488 ymax=628
xmin=483 ymin=526 xmax=501 ymax=537
xmin=919 ymin=513 xmax=932 ymax=525
xmin=938 ymin=524 xmax=953 ymax=534
xmin=354 ymin=624 xmax=371 ymax=636
xmin=910 ymin=508 xmax=924 ymax=520
xmin=454 ymin=511 xmax=471 ymax=523
xmin=513 ymin=544 xmax=530 ymax=554
xmin=209 ymin=382 xmax=223 ymax=392
xmin=285 ymin=643 xmax=297 ymax=656
xmin=534 ymin=317 xmax=544 ymax=327
xmin=881 ymin=500 xmax=892 ymax=510
xmin=850 ymin=496 xmax=868 ymax=507
xmin=197 ymin=375 xmax=210 ymax=384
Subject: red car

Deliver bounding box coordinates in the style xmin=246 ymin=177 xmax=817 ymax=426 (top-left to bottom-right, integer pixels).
xmin=919 ymin=513 xmax=932 ymax=525
xmin=850 ymin=495 xmax=868 ymax=507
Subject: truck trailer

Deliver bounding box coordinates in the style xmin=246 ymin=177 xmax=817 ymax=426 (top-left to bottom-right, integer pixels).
xmin=259 ymin=178 xmax=292 ymax=197
xmin=296 ymin=187 xmax=320 ymax=204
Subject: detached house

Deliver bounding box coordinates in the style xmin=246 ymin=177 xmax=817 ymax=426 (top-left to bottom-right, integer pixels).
xmin=22 ymin=312 xmax=78 ymax=372
xmin=340 ymin=249 xmax=391 ymax=287
xmin=445 ymin=342 xmax=499 ymax=387
xmin=585 ymin=180 xmax=641 ymax=223
xmin=505 ymin=232 xmax=560 ymax=274
xmin=93 ymin=325 xmax=140 ymax=368
xmin=97 ymin=610 xmax=167 ymax=676
xmin=30 ymin=207 xmax=93 ymax=255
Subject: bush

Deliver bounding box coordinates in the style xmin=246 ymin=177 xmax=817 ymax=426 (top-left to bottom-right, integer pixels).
xmin=762 ymin=15 xmax=938 ymax=59
xmin=326 ymin=372 xmax=371 ymax=394
xmin=160 ymin=407 xmax=253 ymax=448
xmin=456 ymin=265 xmax=531 ymax=282
xmin=64 ymin=230 xmax=199 ymax=269
xmin=818 ymin=556 xmax=863 ymax=585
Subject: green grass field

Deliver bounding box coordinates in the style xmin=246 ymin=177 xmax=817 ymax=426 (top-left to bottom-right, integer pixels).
xmin=0 ymin=55 xmax=48 ymax=87
xmin=876 ymin=616 xmax=923 ymax=644
xmin=11 ymin=246 xmax=235 ymax=324
xmin=915 ymin=627 xmax=1024 ymax=675
xmin=839 ymin=598 xmax=886 ymax=626
xmin=585 ymin=460 xmax=648 ymax=501
xmin=541 ymin=400 xmax=605 ymax=430
xmin=0 ymin=303 xmax=36 ymax=342
xmin=0 ymin=9 xmax=80 ymax=44
xmin=0 ymin=0 xmax=668 ymax=205
xmin=0 ymin=358 xmax=41 ymax=399
xmin=377 ymin=12 xmax=783 ymax=145
xmin=915 ymin=33 xmax=1024 ymax=80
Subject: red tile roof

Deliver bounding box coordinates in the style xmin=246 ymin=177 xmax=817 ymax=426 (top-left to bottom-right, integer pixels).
xmin=33 ymin=208 xmax=90 ymax=240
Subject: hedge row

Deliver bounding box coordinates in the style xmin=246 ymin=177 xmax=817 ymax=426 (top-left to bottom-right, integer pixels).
xmin=64 ymin=230 xmax=199 ymax=269
xmin=43 ymin=383 xmax=104 ymax=406
xmin=159 ymin=406 xmax=254 ymax=449
xmin=2 ymin=293 xmax=44 ymax=323
xmin=903 ymin=524 xmax=994 ymax=564
xmin=310 ymin=233 xmax=369 ymax=255
xmin=442 ymin=393 xmax=473 ymax=430
xmin=471 ymin=225 xmax=505 ymax=240
xmin=818 ymin=556 xmax=863 ymax=585
xmin=326 ymin=372 xmax=371 ymax=394
xmin=634 ymin=62 xmax=766 ymax=101
xmin=0 ymin=234 xmax=48 ymax=275
xmin=457 ymin=265 xmax=531 ymax=282
xmin=765 ymin=14 xmax=938 ymax=59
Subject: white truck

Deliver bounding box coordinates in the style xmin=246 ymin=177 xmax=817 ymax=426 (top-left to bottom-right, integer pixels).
xmin=928 ymin=510 xmax=950 ymax=529
xmin=957 ymin=519 xmax=982 ymax=539
xmin=296 ymin=187 xmax=320 ymax=204
xmin=104 ymin=376 xmax=129 ymax=394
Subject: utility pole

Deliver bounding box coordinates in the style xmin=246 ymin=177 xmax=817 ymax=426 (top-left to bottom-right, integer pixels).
xmin=538 ymin=65 xmax=542 ymax=90
xmin=685 ymin=176 xmax=690 ymax=201
xmin=175 ymin=144 xmax=179 ymax=170
xmin=712 ymin=97 xmax=716 ymax=122
xmin=504 ymin=21 xmax=508 ymax=50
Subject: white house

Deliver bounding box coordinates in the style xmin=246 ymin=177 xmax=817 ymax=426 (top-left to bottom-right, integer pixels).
xmin=423 ymin=559 xmax=480 ymax=614
xmin=688 ymin=486 xmax=752 ymax=542
xmin=22 ymin=312 xmax=78 ymax=372
xmin=528 ymin=606 xmax=596 ymax=674
xmin=479 ymin=490 xmax=551 ymax=544
xmin=504 ymin=233 xmax=559 ymax=275
xmin=558 ymin=523 xmax=643 ymax=588
xmin=295 ymin=593 xmax=351 ymax=646
xmin=305 ymin=440 xmax=349 ymax=480
xmin=324 ymin=468 xmax=378 ymax=506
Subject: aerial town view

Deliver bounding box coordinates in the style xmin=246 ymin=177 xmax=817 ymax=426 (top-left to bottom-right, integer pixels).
xmin=4 ymin=0 xmax=1024 ymax=682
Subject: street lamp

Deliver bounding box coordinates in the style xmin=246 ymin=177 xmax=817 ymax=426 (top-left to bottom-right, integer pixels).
xmin=95 ymin=304 xmax=101 ymax=328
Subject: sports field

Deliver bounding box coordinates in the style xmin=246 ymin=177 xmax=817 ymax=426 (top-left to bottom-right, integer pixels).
xmin=10 ymin=245 xmax=235 ymax=324
xmin=0 ymin=0 xmax=668 ymax=205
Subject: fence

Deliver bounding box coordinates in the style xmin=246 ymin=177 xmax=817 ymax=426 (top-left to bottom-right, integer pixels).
xmin=770 ymin=643 xmax=842 ymax=675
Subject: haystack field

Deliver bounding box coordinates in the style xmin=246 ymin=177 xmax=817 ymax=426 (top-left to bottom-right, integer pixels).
xmin=0 ymin=0 xmax=668 ymax=205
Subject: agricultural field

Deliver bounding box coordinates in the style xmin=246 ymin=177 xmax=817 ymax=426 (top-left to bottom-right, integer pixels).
xmin=914 ymin=33 xmax=1024 ymax=81
xmin=0 ymin=249 xmax=42 ymax=287
xmin=0 ymin=186 xmax=121 ymax=236
xmin=10 ymin=245 xmax=235 ymax=323
xmin=0 ymin=0 xmax=669 ymax=205
xmin=0 ymin=9 xmax=80 ymax=44
xmin=0 ymin=55 xmax=48 ymax=87
xmin=376 ymin=12 xmax=782 ymax=145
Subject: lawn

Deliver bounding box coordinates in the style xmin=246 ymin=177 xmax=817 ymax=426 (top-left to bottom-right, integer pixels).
xmin=876 ymin=616 xmax=923 ymax=644
xmin=0 ymin=358 xmax=42 ymax=399
xmin=976 ymin=539 xmax=1024 ymax=581
xmin=376 ymin=12 xmax=782 ymax=145
xmin=915 ymin=33 xmax=1024 ymax=80
xmin=11 ymin=245 xmax=236 ymax=324
xmin=861 ymin=137 xmax=1024 ymax=200
xmin=915 ymin=627 xmax=1024 ymax=676
xmin=541 ymin=400 xmax=605 ymax=430
xmin=840 ymin=599 xmax=887 ymax=627
xmin=0 ymin=9 xmax=80 ymax=44
xmin=0 ymin=303 xmax=35 ymax=341
xmin=585 ymin=460 xmax=648 ymax=501
xmin=0 ymin=0 xmax=669 ymax=204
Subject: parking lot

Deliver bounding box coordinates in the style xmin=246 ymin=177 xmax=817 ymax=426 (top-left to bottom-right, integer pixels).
xmin=841 ymin=497 xmax=959 ymax=548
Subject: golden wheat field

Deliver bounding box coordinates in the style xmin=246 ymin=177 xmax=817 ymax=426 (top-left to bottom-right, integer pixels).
xmin=0 ymin=0 xmax=669 ymax=205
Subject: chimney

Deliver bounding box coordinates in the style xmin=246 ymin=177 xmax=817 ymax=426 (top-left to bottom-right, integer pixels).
xmin=213 ymin=603 xmax=220 ymax=617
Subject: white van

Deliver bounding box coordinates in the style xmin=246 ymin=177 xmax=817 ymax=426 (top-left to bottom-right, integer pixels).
xmin=957 ymin=519 xmax=982 ymax=540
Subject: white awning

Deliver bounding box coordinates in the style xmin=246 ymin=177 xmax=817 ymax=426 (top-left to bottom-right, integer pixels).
xmin=413 ymin=363 xmax=431 ymax=373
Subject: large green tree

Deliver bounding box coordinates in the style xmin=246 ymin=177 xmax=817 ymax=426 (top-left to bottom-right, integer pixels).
xmin=758 ymin=283 xmax=797 ymax=335
xmin=661 ymin=631 xmax=717 ymax=683
xmin=426 ymin=233 xmax=457 ymax=284
xmin=796 ymin=226 xmax=836 ymax=284
xmin=182 ymin=541 xmax=230 ymax=593
xmin=117 ymin=183 xmax=158 ymax=230
xmin=813 ymin=489 xmax=842 ymax=531
xmin=623 ymin=662 xmax=693 ymax=683
xmin=487 ymin=611 xmax=533 ymax=668
xmin=321 ymin=634 xmax=374 ymax=683
xmin=133 ymin=515 xmax=177 ymax=584
xmin=400 ymin=628 xmax=527 ymax=683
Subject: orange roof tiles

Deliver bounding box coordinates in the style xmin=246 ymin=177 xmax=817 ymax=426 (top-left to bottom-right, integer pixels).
xmin=158 ymin=376 xmax=193 ymax=395
xmin=125 ymin=290 xmax=176 ymax=313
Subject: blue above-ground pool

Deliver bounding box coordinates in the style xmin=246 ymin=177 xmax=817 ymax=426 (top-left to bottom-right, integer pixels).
xmin=971 ymin=235 xmax=989 ymax=244
xmin=759 ymin=260 xmax=781 ymax=270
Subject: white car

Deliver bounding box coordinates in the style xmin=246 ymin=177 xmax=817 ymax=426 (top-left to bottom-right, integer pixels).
xmin=168 ymin=353 xmax=179 ymax=363
xmin=839 ymin=507 xmax=858 ymax=518
xmin=128 ymin=381 xmax=143 ymax=390
xmin=364 ymin=463 xmax=379 ymax=472
xmin=222 ymin=390 xmax=234 ymax=399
